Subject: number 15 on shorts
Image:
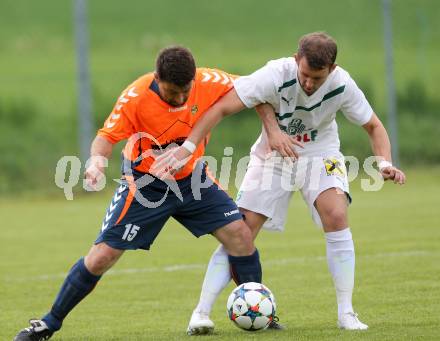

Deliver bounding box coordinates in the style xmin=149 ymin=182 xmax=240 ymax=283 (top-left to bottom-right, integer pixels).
xmin=122 ymin=224 xmax=140 ymax=241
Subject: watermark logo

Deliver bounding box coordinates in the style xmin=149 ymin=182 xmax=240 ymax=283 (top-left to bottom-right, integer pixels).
xmin=54 ymin=136 xmax=388 ymax=207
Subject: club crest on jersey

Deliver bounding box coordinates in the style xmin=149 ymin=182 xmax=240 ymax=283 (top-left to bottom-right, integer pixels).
xmin=288 ymin=118 xmax=306 ymax=135
xmin=280 ymin=118 xmax=318 ymax=143
xmin=191 ymin=105 xmax=198 ymax=115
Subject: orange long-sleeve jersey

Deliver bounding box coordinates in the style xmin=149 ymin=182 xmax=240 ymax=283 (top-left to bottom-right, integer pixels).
xmin=98 ymin=68 xmax=235 ymax=179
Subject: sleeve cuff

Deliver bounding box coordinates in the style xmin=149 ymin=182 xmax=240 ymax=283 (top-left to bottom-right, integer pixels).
xmin=358 ymin=109 xmax=374 ymax=126
xmin=97 ymin=131 xmax=118 ymax=144
xmin=233 ymin=81 xmax=255 ymax=109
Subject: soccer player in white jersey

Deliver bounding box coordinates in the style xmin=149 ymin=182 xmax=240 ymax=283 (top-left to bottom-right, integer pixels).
xmin=153 ymin=32 xmax=406 ymax=334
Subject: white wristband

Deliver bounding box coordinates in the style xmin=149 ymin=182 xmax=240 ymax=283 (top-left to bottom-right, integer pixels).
xmin=378 ymin=160 xmax=393 ymax=170
xmin=182 ymin=140 xmax=196 ymax=154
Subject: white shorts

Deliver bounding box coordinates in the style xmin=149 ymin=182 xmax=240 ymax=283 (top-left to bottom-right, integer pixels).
xmin=236 ymin=152 xmax=350 ymax=231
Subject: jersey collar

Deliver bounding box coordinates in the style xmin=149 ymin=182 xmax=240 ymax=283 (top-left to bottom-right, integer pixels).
xmin=149 ymin=79 xmax=161 ymax=97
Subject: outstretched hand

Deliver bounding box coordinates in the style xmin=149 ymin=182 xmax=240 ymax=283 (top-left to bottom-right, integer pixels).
xmin=380 ymin=166 xmax=406 ymax=185
xmin=84 ymin=156 xmax=107 ymax=191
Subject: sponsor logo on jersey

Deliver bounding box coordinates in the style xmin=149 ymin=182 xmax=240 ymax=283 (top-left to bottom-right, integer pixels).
xmin=191 ymin=104 xmax=198 ymax=115
xmin=295 ymin=129 xmax=318 ymax=143
xmin=150 ymin=137 xmax=187 ymax=151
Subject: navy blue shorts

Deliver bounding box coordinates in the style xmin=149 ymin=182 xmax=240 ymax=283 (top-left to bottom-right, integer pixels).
xmin=95 ymin=163 xmax=242 ymax=250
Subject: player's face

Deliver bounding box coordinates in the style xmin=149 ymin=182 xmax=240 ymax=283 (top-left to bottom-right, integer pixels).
xmin=157 ymin=79 xmax=193 ymax=107
xmin=296 ymin=56 xmax=335 ymax=96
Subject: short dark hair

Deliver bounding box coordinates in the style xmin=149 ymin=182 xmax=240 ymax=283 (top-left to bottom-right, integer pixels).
xmin=155 ymin=46 xmax=196 ymax=87
xmin=297 ymin=32 xmax=337 ymax=69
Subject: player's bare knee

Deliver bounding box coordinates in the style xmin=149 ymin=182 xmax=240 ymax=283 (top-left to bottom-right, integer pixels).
xmin=323 ymin=208 xmax=347 ymax=230
xmin=95 ymin=255 xmax=114 ymax=272
xmin=233 ymin=221 xmax=253 ymax=242
xmin=85 ymin=243 xmax=122 ymax=275
xmin=240 ymin=208 xmax=266 ymax=240
xmin=226 ymin=221 xmax=254 ymax=254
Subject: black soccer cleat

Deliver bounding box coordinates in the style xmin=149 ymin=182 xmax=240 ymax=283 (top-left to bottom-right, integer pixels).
xmin=267 ymin=316 xmax=285 ymax=330
xmin=14 ymin=319 xmax=54 ymax=341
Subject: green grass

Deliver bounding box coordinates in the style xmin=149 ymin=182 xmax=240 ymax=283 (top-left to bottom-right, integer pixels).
xmin=1 ymin=168 xmax=439 ymax=340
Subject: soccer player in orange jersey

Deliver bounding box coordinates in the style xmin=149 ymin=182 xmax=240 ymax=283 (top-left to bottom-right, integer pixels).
xmin=14 ymin=47 xmax=263 ymax=340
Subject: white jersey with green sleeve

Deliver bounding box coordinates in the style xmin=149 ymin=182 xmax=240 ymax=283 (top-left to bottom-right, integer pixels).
xmin=233 ymin=57 xmax=374 ymax=158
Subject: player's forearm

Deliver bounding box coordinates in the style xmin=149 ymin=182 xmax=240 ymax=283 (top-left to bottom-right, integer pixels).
xmin=186 ymin=89 xmax=246 ymax=146
xmin=256 ymin=103 xmax=281 ymax=138
xmin=186 ymin=106 xmax=225 ymax=146
xmin=84 ymin=135 xmax=113 ymax=185
xmin=90 ymin=135 xmax=113 ymax=160
xmin=369 ymin=128 xmax=392 ymax=162
xmin=363 ymin=114 xmax=392 ymax=162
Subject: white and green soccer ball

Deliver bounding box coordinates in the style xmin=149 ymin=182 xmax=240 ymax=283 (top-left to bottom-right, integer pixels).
xmin=226 ymin=282 xmax=276 ymax=331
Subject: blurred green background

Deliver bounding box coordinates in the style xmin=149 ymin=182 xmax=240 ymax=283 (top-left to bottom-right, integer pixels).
xmin=0 ymin=0 xmax=439 ymax=194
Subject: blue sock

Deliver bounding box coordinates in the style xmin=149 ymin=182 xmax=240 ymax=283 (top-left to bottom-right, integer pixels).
xmin=228 ymin=249 xmax=262 ymax=285
xmin=42 ymin=258 xmax=101 ymax=331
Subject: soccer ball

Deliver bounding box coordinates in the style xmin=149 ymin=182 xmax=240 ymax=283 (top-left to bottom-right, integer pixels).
xmin=226 ymin=282 xmax=276 ymax=331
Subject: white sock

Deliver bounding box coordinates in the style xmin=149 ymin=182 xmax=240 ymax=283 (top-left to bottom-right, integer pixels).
xmin=325 ymin=228 xmax=355 ymax=318
xmin=195 ymin=244 xmax=231 ymax=315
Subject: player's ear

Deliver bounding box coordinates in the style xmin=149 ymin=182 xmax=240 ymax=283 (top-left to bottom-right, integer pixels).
xmin=294 ymin=53 xmax=299 ymax=63
xmin=154 ymin=72 xmax=160 ymax=82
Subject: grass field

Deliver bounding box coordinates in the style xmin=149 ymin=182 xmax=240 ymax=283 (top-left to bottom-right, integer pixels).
xmin=1 ymin=168 xmax=439 ymax=340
